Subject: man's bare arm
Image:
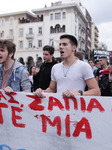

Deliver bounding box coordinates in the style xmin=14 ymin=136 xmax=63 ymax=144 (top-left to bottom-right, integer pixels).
xmin=83 ymin=78 xmax=101 ymax=96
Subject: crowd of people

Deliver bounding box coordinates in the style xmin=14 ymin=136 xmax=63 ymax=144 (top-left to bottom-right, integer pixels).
xmin=0 ymin=34 xmax=111 ymax=96
xmin=88 ymin=56 xmax=112 ymax=96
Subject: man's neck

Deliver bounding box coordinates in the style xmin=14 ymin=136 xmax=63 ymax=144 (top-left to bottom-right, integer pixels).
xmin=63 ymin=56 xmax=77 ymax=66
xmin=102 ymin=64 xmax=108 ymax=70
xmin=3 ymin=59 xmax=14 ymax=70
xmin=45 ymin=58 xmax=53 ymax=63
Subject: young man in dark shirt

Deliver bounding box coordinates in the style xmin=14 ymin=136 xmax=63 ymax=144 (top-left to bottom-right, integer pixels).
xmin=96 ymin=56 xmax=110 ymax=96
xmin=33 ymin=45 xmax=57 ymax=91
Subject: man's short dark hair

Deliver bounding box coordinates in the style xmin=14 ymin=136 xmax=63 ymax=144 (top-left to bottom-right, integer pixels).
xmin=43 ymin=45 xmax=55 ymax=55
xmin=60 ymin=34 xmax=78 ymax=47
xmin=88 ymin=58 xmax=94 ymax=62
xmin=94 ymin=60 xmax=99 ymax=64
xmin=0 ymin=40 xmax=16 ymax=59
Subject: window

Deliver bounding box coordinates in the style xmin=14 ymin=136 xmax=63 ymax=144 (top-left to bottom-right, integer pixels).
xmin=28 ymin=40 xmax=33 ymax=48
xmin=9 ymin=29 xmax=13 ymax=36
xmin=0 ymin=19 xmax=2 ymax=26
xmin=50 ymin=26 xmax=53 ymax=33
xmin=62 ymin=12 xmax=66 ymax=19
xmin=9 ymin=17 xmax=14 ymax=25
xmin=1 ymin=19 xmax=5 ymax=26
xmin=55 ymin=13 xmax=61 ymax=20
xmin=37 ymin=15 xmax=43 ymax=22
xmin=75 ymin=14 xmax=77 ymax=22
xmin=38 ymin=40 xmax=42 ymax=47
xmin=50 ymin=13 xmax=53 ymax=20
xmin=19 ymin=28 xmax=23 ymax=37
xmin=38 ymin=27 xmax=42 ymax=35
xmin=75 ymin=26 xmax=77 ymax=36
xmin=0 ymin=31 xmax=4 ymax=37
xmin=29 ymin=28 xmax=33 ymax=34
xmin=62 ymin=25 xmax=65 ymax=32
xmin=19 ymin=41 xmax=23 ymax=49
xmin=49 ymin=39 xmax=54 ymax=46
xmin=55 ymin=24 xmax=60 ymax=33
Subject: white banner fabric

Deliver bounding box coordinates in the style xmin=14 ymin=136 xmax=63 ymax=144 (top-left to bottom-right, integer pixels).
xmin=0 ymin=90 xmax=112 ymax=150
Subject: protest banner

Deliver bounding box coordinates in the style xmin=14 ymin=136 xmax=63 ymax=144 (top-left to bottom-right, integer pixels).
xmin=0 ymin=90 xmax=112 ymax=150
xmin=93 ymin=49 xmax=112 ymax=62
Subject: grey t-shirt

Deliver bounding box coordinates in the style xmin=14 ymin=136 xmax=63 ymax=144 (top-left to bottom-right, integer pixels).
xmin=51 ymin=60 xmax=94 ymax=94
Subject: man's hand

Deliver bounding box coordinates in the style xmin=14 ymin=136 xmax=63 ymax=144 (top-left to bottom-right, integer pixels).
xmin=62 ymin=89 xmax=81 ymax=97
xmin=3 ymin=86 xmax=14 ymax=93
xmin=33 ymin=88 xmax=44 ymax=97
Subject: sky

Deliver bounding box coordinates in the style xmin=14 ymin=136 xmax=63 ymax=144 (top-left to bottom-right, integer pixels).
xmin=0 ymin=0 xmax=112 ymax=50
xmin=82 ymin=0 xmax=112 ymax=51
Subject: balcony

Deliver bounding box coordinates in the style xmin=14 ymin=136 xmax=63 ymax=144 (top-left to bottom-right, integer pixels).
xmin=0 ymin=36 xmax=4 ymax=40
xmin=7 ymin=36 xmax=14 ymax=40
xmin=95 ymin=31 xmax=99 ymax=37
xmin=26 ymin=34 xmax=34 ymax=39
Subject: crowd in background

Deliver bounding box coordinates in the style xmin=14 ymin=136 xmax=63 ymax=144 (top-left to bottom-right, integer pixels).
xmin=0 ymin=35 xmax=111 ymax=96
xmin=88 ymin=56 xmax=112 ymax=96
xmin=19 ymin=47 xmax=112 ymax=96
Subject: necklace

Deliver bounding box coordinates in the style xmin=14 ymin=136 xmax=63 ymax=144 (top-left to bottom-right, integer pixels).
xmin=63 ymin=59 xmax=76 ymax=77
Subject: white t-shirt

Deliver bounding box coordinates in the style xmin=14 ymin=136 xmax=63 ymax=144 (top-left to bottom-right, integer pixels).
xmin=51 ymin=60 xmax=94 ymax=94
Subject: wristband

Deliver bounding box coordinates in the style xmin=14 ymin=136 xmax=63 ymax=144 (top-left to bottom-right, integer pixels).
xmin=78 ymin=90 xmax=83 ymax=96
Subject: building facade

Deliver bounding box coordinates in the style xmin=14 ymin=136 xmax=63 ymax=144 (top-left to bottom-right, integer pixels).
xmin=85 ymin=9 xmax=92 ymax=59
xmin=0 ymin=1 xmax=87 ymax=64
xmin=91 ymin=22 xmax=99 ymax=51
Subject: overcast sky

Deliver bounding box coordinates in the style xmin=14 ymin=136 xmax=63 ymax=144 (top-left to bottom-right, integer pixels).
xmin=0 ymin=0 xmax=112 ymax=50
xmin=82 ymin=0 xmax=112 ymax=50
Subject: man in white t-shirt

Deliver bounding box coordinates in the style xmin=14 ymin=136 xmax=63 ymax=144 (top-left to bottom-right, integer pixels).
xmin=34 ymin=34 xmax=100 ymax=97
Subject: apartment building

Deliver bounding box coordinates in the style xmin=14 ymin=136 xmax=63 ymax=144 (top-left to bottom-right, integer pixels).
xmin=0 ymin=1 xmax=87 ymax=64
xmin=85 ymin=10 xmax=91 ymax=59
xmin=91 ymin=22 xmax=99 ymax=51
xmin=80 ymin=5 xmax=92 ymax=59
